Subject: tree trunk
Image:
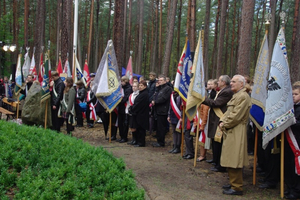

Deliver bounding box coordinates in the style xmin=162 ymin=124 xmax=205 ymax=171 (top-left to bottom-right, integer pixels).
xmin=123 ymin=0 xmax=127 ymax=68
xmin=291 ymin=0 xmax=300 ymax=83
xmin=61 ymin=0 xmax=72 ymax=66
xmin=210 ymin=0 xmax=221 ymax=78
xmin=94 ymin=0 xmax=100 ymax=72
xmin=269 ymin=0 xmax=276 ymax=63
xmin=162 ymin=0 xmax=178 ymax=76
xmin=87 ymin=0 xmax=94 ymax=66
xmin=236 ymin=0 xmax=255 ymax=76
xmin=230 ymin=0 xmax=237 ymax=78
xmin=224 ymin=2 xmax=230 ymax=75
xmin=113 ymin=0 xmax=125 ymax=73
xmin=107 ymin=0 xmax=112 ymax=42
xmin=34 ymin=0 xmax=46 ymax=74
xmin=158 ymin=0 xmax=162 ymax=74
xmin=136 ymin=0 xmax=144 ymax=75
xmin=190 ymin=0 xmax=196 ymax=51
xmin=150 ymin=0 xmax=159 ymax=72
xmin=203 ymin=0 xmax=211 ymax=80
xmin=24 ymin=0 xmax=29 ymax=47
xmin=186 ymin=0 xmax=191 ymax=37
xmin=56 ymin=0 xmax=62 ymax=64
xmin=216 ymin=0 xmax=228 ymax=78
xmin=127 ymin=0 xmax=132 ymax=69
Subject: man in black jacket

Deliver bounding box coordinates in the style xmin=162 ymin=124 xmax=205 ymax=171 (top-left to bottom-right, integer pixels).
xmin=50 ymin=71 xmax=65 ymax=132
xmin=148 ymin=72 xmax=156 ymax=103
xmin=75 ymin=80 xmax=86 ymax=127
xmin=151 ymin=75 xmax=172 ymax=147
xmin=117 ymin=76 xmax=133 ymax=142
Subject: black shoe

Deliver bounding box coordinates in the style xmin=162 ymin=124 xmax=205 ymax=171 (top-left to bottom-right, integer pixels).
xmin=105 ymin=137 xmax=109 ymax=140
xmin=256 ymin=166 xmax=264 ymax=173
xmin=111 ymin=136 xmax=117 ymax=140
xmin=116 ymin=139 xmax=122 ymax=142
xmin=134 ymin=144 xmax=145 ymax=147
xmin=183 ymin=154 xmax=194 ymax=159
xmin=223 ymin=188 xmax=243 ymax=195
xmin=119 ymin=139 xmax=128 ymax=143
xmin=152 ymin=142 xmax=164 ymax=147
xmin=258 ymin=178 xmax=265 ymax=183
xmin=152 ymin=135 xmax=157 ymax=138
xmin=258 ymin=183 xmax=276 ymax=189
xmin=206 ymin=159 xmax=215 ymax=163
xmin=248 ymin=151 xmax=254 ymax=155
xmin=127 ymin=140 xmax=136 ymax=145
xmin=76 ymin=124 xmax=83 ymax=127
xmin=168 ymin=147 xmax=176 ymax=153
xmin=172 ymin=148 xmax=180 ymax=154
xmin=222 ymin=184 xmax=231 ymax=189
xmin=210 ymin=167 xmax=226 ymax=172
xmin=284 ymin=190 xmax=290 ymax=196
xmin=284 ymin=193 xmax=300 ymax=199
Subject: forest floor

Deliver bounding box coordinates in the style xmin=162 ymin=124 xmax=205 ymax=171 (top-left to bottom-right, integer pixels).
xmin=66 ymin=121 xmax=283 ymax=200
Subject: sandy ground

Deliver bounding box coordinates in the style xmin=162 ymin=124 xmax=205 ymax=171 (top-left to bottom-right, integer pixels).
xmin=69 ymin=121 xmax=282 ymax=200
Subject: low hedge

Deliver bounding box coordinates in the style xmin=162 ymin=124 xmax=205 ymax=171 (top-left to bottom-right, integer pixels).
xmin=0 ymin=121 xmax=144 ymax=199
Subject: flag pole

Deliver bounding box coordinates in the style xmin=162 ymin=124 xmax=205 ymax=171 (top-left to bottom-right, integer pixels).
xmin=72 ymin=0 xmax=78 ymax=81
xmin=194 ymin=107 xmax=200 ymax=167
xmin=109 ymin=112 xmax=112 ymax=143
xmin=280 ymin=131 xmax=284 ymax=198
xmin=181 ymin=105 xmax=185 ymax=157
xmin=253 ymin=128 xmax=258 ymax=185
xmin=279 ymin=11 xmax=286 ymax=199
xmin=44 ymin=41 xmax=50 ymax=129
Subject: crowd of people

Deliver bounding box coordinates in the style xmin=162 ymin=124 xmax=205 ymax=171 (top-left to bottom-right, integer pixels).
xmin=0 ymin=71 xmax=299 ymax=198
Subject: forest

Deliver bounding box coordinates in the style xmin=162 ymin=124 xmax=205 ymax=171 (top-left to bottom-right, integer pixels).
xmin=0 ymin=0 xmax=299 ymax=83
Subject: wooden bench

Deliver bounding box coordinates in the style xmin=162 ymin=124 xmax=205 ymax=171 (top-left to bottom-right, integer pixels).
xmin=0 ymin=107 xmax=15 ymax=121
xmin=2 ymin=97 xmax=20 ymax=118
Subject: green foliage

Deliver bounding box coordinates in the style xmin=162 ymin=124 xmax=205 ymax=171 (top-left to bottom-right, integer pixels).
xmin=0 ymin=121 xmax=144 ymax=199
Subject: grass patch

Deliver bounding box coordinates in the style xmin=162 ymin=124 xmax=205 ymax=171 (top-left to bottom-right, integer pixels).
xmin=0 ymin=121 xmax=144 ymax=199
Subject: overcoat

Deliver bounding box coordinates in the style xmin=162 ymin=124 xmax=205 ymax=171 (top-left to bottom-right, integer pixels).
xmin=132 ymin=88 xmax=149 ymax=130
xmin=203 ymin=85 xmax=233 ymax=138
xmin=220 ymin=88 xmax=251 ymax=168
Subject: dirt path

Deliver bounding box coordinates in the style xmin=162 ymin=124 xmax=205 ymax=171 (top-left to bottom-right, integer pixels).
xmin=71 ymin=123 xmax=280 ymax=200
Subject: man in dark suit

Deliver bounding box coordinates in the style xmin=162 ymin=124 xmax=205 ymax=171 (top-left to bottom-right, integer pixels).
xmin=151 ymin=75 xmax=172 ymax=147
xmin=203 ymin=75 xmax=233 ymax=172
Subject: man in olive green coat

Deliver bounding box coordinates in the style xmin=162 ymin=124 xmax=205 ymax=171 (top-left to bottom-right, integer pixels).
xmin=219 ymin=75 xmax=251 ymax=196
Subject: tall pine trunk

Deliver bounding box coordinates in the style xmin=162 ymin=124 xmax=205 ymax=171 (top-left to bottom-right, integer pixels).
xmin=216 ymin=0 xmax=227 ymax=78
xmin=136 ymin=0 xmax=143 ymax=74
xmin=236 ymin=0 xmax=255 ymax=75
xmin=203 ymin=0 xmax=211 ymax=80
xmin=291 ymin=0 xmax=300 ymax=83
xmin=162 ymin=0 xmax=177 ymax=76
xmin=113 ymin=0 xmax=125 ymax=73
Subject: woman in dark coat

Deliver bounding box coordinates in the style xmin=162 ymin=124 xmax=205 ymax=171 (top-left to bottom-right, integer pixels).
xmin=131 ymin=80 xmax=149 ymax=147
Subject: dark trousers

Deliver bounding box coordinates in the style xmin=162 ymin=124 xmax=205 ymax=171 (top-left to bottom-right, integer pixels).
xmin=100 ymin=112 xmax=117 ymax=138
xmin=213 ymin=139 xmax=226 ymax=171
xmin=86 ymin=107 xmax=94 ymax=125
xmin=75 ymin=104 xmax=83 ymax=126
xmin=257 ymin=129 xmax=265 ymax=171
xmin=65 ymin=118 xmax=73 ymax=134
xmin=51 ymin=108 xmax=63 ymax=132
xmin=156 ymin=115 xmax=168 ymax=146
xmin=284 ymin=134 xmax=300 ymax=196
xmin=136 ymin=127 xmax=146 ymax=146
xmin=263 ymin=138 xmax=280 ymax=185
xmin=118 ymin=113 xmax=129 ymax=140
xmin=184 ymin=129 xmax=194 ymax=156
xmin=171 ymin=124 xmax=181 ymax=146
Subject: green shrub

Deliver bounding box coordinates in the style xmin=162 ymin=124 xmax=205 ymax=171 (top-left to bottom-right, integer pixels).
xmin=0 ymin=121 xmax=144 ymax=199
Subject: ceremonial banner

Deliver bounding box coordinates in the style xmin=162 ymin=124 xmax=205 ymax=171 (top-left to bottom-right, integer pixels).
xmin=250 ymin=33 xmax=270 ymax=131
xmin=22 ymin=50 xmax=31 ymax=80
xmin=83 ymin=59 xmax=90 ymax=83
xmin=125 ymin=56 xmax=133 ymax=85
xmin=41 ymin=52 xmax=50 ymax=103
xmin=186 ymin=32 xmax=205 ymax=120
xmin=63 ymin=58 xmax=72 ymax=77
xmin=74 ymin=56 xmax=87 ymax=86
xmin=38 ymin=53 xmax=44 ymax=83
xmin=29 ymin=54 xmax=37 ymax=80
xmin=262 ymin=27 xmax=295 ymax=148
xmin=178 ymin=40 xmax=192 ymax=102
xmin=174 ymin=42 xmax=187 ymax=95
xmin=92 ymin=40 xmax=122 ymax=113
xmin=14 ymin=53 xmax=23 ymax=95
xmin=57 ymin=57 xmax=63 ymax=75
